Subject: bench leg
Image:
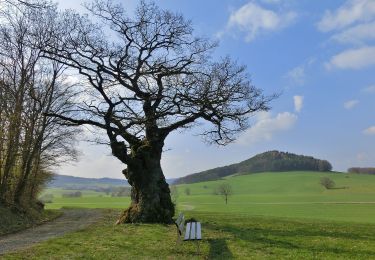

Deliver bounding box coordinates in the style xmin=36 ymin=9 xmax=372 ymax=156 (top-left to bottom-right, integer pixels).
xmin=176 ymin=229 xmax=181 ymax=245
xmin=196 ymin=240 xmax=200 ymax=255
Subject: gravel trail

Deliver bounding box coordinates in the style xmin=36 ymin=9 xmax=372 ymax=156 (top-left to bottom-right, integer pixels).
xmin=0 ymin=208 xmax=103 ymax=255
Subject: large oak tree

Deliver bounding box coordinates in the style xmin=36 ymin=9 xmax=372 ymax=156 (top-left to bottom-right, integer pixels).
xmin=42 ymin=0 xmax=274 ymax=223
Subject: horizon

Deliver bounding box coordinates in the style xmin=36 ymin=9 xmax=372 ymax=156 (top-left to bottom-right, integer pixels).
xmin=55 ymin=0 xmax=375 ymax=179
xmin=55 ymin=150 xmax=340 ymax=181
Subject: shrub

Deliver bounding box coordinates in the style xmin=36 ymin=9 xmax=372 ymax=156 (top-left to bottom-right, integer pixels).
xmin=320 ymin=177 xmax=335 ymax=189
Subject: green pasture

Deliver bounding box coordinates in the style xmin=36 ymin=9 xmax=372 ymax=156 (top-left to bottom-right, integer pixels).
xmin=4 ymin=210 xmax=375 ymax=259
xmin=43 ymin=171 xmax=375 ymax=223
xmin=4 ymin=171 xmax=375 ymax=259
xmin=41 ymin=188 xmax=108 ymax=198
xmin=41 ymin=188 xmax=130 ymax=209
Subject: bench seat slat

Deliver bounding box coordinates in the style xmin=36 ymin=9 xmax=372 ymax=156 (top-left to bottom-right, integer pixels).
xmin=184 ymin=222 xmax=191 ymax=240
xmin=190 ymin=222 xmax=196 ymax=240
xmin=196 ymin=222 xmax=202 ymax=240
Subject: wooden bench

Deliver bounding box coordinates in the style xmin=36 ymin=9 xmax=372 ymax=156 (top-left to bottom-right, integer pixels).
xmin=175 ymin=213 xmax=201 ymax=253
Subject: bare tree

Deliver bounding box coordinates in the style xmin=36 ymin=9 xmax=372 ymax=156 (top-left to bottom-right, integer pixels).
xmin=217 ymin=183 xmax=233 ymax=204
xmin=41 ymin=0 xmax=274 ymax=223
xmin=1 ymin=0 xmax=53 ymax=8
xmin=0 ymin=1 xmax=78 ymax=207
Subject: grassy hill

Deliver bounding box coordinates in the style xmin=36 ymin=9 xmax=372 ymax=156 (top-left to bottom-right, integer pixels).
xmin=175 ymin=151 xmax=332 ymax=184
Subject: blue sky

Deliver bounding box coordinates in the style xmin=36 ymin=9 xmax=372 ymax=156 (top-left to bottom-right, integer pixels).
xmin=56 ymin=0 xmax=375 ymax=179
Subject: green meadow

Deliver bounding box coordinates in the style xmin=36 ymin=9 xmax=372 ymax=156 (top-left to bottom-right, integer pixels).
xmin=4 ymin=209 xmax=375 ymax=259
xmin=7 ymin=171 xmax=373 ymax=259
xmin=41 ymin=188 xmax=131 ymax=209
xmin=44 ymin=171 xmax=375 ymax=224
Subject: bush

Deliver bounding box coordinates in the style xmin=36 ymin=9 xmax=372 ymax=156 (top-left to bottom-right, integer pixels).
xmin=320 ymin=177 xmax=335 ymax=189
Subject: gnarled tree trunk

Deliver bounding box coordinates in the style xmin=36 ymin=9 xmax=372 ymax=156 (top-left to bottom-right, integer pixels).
xmin=115 ymin=142 xmax=174 ymax=224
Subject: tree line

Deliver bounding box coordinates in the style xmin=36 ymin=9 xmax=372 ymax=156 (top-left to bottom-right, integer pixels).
xmin=348 ymin=168 xmax=375 ymax=175
xmin=0 ymin=1 xmax=77 ymax=210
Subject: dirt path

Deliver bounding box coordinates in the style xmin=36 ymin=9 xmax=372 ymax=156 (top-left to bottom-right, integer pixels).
xmin=0 ymin=208 xmax=103 ymax=255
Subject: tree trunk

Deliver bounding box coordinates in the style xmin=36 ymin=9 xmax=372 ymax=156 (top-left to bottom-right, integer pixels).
xmin=115 ymin=142 xmax=174 ymax=224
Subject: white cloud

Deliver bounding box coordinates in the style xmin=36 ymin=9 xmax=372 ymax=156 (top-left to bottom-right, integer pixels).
xmin=226 ymin=2 xmax=296 ymax=42
xmin=284 ymin=58 xmax=316 ymax=86
xmin=58 ymin=142 xmax=124 ymax=179
xmin=325 ymin=46 xmax=375 ymax=70
xmin=344 ymin=99 xmax=359 ymax=109
xmin=237 ymin=111 xmax=297 ymax=145
xmin=362 ymin=84 xmax=375 ymax=93
xmin=331 ymin=21 xmax=375 ymax=45
xmin=293 ymin=95 xmax=304 ymax=112
xmin=286 ymin=66 xmax=305 ymax=85
xmin=320 ymin=1 xmax=375 ymax=71
xmin=261 ymin=0 xmax=281 ymax=4
xmin=363 ymin=126 xmax=375 ymax=135
xmin=317 ymin=0 xmax=375 ymax=32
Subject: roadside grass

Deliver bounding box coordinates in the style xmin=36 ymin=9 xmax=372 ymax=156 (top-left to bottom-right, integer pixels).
xmin=0 ymin=206 xmax=61 ymax=236
xmin=3 ymin=209 xmax=375 ymax=259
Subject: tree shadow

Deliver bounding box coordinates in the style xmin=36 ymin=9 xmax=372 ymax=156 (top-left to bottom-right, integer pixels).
xmin=208 ymin=224 xmax=375 ymax=257
xmin=330 ymin=187 xmax=349 ymax=190
xmin=208 ymin=238 xmax=234 ymax=259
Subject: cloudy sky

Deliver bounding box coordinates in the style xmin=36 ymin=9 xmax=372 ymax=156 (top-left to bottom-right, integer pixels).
xmin=56 ymin=0 xmax=375 ymax=179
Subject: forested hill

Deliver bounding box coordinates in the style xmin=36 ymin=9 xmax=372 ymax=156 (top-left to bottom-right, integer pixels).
xmin=175 ymin=151 xmax=332 ymax=184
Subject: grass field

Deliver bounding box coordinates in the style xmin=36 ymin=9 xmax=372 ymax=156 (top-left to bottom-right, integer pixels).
xmin=4 ymin=209 xmax=375 ymax=259
xmin=3 ymin=171 xmax=375 ymax=259
xmin=44 ymin=171 xmax=375 ymax=223
xmin=41 ymin=188 xmax=131 ymax=209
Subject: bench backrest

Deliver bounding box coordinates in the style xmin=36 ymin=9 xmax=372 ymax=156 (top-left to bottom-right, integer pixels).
xmin=175 ymin=213 xmax=185 ymax=235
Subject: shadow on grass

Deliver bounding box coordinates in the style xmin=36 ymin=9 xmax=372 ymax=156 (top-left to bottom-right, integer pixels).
xmin=205 ymin=223 xmax=375 ymax=257
xmin=330 ymin=187 xmax=349 ymax=190
xmin=208 ymin=238 xmax=234 ymax=259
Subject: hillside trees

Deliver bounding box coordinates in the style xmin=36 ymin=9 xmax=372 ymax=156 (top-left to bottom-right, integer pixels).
xmin=348 ymin=167 xmax=375 ymax=175
xmin=40 ymin=0 xmax=273 ymax=224
xmin=0 ymin=1 xmax=78 ymax=208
